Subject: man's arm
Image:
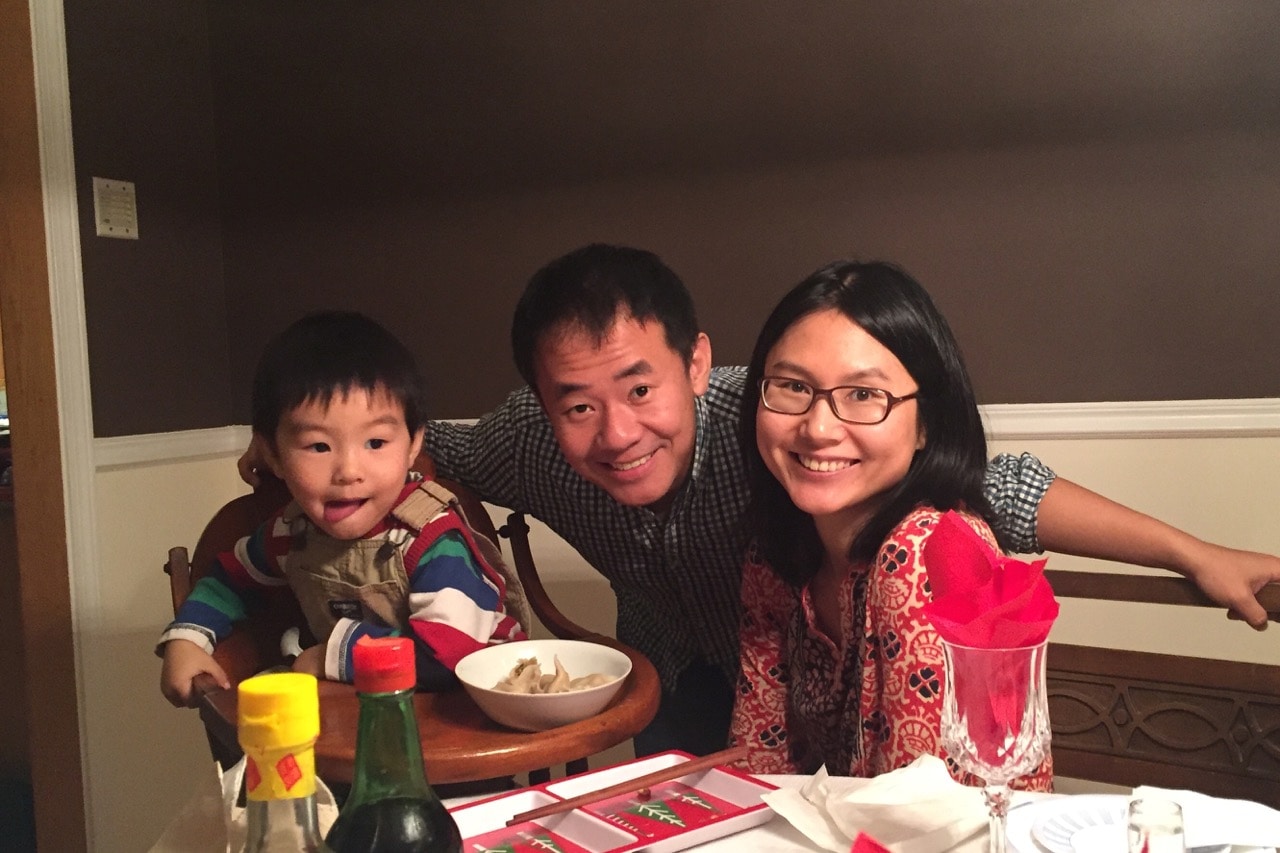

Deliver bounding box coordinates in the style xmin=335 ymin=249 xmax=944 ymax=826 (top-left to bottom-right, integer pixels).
xmin=422 ymin=387 xmax=540 ymax=509
xmin=1035 ymin=477 xmax=1280 ymax=631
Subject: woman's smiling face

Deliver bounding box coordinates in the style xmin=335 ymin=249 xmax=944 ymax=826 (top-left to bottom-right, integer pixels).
xmin=755 ymin=308 xmax=924 ymax=531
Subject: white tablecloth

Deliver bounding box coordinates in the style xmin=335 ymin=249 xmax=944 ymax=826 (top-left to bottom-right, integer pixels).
xmin=677 ymin=775 xmax=1044 ymax=852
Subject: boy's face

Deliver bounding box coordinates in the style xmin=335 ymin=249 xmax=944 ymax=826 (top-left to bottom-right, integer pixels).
xmin=264 ymin=385 xmax=424 ymax=540
xmin=533 ymin=313 xmax=712 ymax=514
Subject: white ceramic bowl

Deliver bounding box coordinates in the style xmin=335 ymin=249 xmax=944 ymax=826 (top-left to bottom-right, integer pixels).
xmin=455 ymin=639 xmax=632 ymax=732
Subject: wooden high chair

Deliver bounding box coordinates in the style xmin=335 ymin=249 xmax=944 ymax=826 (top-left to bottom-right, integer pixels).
xmin=163 ymin=464 xmax=659 ymax=785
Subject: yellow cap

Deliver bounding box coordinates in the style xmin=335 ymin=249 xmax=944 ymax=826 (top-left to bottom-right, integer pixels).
xmin=237 ymin=672 xmax=319 ymax=752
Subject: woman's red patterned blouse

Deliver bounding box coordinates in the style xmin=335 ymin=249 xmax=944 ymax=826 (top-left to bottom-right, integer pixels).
xmin=729 ymin=505 xmax=1052 ymax=790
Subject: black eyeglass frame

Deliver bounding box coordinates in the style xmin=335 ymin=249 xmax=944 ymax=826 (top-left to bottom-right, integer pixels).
xmin=758 ymin=376 xmax=920 ymax=425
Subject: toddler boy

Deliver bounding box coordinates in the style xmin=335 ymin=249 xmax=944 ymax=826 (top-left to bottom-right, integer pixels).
xmin=159 ymin=310 xmax=526 ymax=706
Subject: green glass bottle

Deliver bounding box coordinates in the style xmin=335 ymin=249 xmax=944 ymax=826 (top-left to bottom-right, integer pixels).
xmin=325 ymin=637 xmax=463 ymax=853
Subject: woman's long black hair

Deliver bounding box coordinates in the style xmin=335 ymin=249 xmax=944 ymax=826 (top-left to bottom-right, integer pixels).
xmin=739 ymin=261 xmax=993 ymax=587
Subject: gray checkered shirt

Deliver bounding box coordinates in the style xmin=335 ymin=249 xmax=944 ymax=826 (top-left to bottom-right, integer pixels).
xmin=426 ymin=366 xmax=1054 ymax=691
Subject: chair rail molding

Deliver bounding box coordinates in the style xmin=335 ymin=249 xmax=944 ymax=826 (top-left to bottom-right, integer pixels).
xmin=981 ymin=397 xmax=1280 ymax=441
xmin=94 ymin=398 xmax=1280 ymax=468
xmin=94 ymin=425 xmax=250 ymax=469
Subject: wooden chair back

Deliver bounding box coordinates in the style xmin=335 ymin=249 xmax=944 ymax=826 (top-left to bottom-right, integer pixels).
xmin=1045 ymin=569 xmax=1280 ymax=805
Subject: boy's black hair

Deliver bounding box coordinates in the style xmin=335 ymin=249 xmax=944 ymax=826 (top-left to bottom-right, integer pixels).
xmin=511 ymin=244 xmax=701 ymax=388
xmin=739 ymin=260 xmax=993 ymax=586
xmin=251 ymin=310 xmax=427 ymax=443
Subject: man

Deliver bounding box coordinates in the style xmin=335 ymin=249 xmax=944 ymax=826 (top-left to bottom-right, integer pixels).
xmin=244 ymin=244 xmax=1280 ymax=756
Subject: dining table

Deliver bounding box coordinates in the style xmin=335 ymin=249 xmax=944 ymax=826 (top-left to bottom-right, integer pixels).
xmin=444 ymin=773 xmax=1280 ymax=853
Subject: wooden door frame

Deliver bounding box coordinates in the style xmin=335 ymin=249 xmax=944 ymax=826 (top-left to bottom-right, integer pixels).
xmin=1 ymin=0 xmax=100 ymax=849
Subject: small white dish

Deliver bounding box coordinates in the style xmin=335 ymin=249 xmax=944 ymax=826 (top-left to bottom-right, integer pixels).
xmin=454 ymin=638 xmax=632 ymax=732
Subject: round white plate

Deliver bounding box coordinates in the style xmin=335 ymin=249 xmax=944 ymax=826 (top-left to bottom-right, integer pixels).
xmin=1070 ymin=823 xmax=1126 ymax=852
xmin=1007 ymin=795 xmax=1070 ymax=853
xmin=1009 ymin=794 xmax=1238 ymax=853
xmin=1031 ymin=794 xmax=1129 ymax=853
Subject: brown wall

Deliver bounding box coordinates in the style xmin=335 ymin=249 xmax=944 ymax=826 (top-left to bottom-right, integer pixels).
xmin=65 ymin=0 xmax=235 ymax=436
xmin=67 ymin=3 xmax=1280 ymax=436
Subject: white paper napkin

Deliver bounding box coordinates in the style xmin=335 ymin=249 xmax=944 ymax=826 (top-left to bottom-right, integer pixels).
xmin=149 ymin=757 xmax=339 ymax=852
xmin=762 ymin=754 xmax=987 ymax=853
xmin=1131 ymin=786 xmax=1280 ymax=851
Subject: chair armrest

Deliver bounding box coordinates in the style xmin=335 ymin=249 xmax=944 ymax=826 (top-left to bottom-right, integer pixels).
xmin=196 ymin=625 xmax=292 ymax=768
xmin=500 ymin=511 xmax=592 ymax=640
xmin=191 ymin=673 xmax=241 ymax=769
xmin=1044 ymin=569 xmax=1280 ymax=621
xmin=163 ymin=546 xmax=193 ymax=617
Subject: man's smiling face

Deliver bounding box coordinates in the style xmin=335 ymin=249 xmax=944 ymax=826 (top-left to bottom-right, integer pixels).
xmin=533 ymin=313 xmax=711 ymax=514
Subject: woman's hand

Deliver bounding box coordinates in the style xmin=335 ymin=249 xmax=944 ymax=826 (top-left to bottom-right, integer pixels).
xmin=1174 ymin=540 xmax=1280 ymax=631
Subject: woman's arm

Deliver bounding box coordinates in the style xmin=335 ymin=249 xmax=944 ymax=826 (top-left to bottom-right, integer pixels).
xmin=1035 ymin=477 xmax=1280 ymax=630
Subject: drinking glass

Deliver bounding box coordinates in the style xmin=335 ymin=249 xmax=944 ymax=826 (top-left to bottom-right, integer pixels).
xmin=939 ymin=639 xmax=1051 ymax=853
xmin=1127 ymin=798 xmax=1186 ymax=853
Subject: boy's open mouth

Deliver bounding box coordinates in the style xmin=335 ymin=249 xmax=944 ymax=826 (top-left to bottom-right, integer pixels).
xmin=323 ymin=498 xmax=366 ymax=523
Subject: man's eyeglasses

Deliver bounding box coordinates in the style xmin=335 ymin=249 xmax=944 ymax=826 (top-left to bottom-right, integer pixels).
xmin=759 ymin=377 xmax=919 ymax=425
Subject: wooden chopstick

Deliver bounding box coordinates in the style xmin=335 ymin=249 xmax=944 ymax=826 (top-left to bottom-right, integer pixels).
xmin=505 ymin=745 xmax=749 ymax=827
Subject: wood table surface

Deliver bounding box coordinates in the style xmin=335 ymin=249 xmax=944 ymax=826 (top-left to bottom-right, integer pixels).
xmin=200 ymin=636 xmax=661 ymax=784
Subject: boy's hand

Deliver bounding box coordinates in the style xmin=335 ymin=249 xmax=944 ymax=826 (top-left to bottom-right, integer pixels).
xmin=160 ymin=639 xmax=230 ymax=708
xmin=291 ymin=644 xmax=327 ymax=678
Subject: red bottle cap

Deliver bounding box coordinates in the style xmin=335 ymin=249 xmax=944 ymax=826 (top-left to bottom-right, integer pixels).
xmin=353 ymin=636 xmax=416 ymax=693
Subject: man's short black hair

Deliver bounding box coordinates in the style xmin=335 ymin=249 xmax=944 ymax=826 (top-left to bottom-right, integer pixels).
xmin=511 ymin=244 xmax=701 ymax=388
xmin=251 ymin=310 xmax=427 ymax=443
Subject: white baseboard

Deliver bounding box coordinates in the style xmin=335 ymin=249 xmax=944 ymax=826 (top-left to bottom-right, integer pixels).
xmin=92 ymin=398 xmax=1280 ymax=469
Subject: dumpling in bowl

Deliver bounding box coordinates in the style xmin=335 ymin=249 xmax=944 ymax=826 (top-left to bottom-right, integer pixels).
xmin=493 ymin=657 xmax=543 ymax=693
xmin=569 ymin=673 xmax=616 ymax=690
xmin=537 ymin=656 xmax=572 ymax=694
xmin=491 ymin=654 xmax=622 ymax=694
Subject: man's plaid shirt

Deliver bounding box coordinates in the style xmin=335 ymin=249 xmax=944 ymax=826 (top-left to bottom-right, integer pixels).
xmin=426 ymin=366 xmax=1054 ymax=692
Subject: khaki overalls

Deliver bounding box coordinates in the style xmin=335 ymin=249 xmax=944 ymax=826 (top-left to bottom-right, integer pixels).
xmin=281 ymin=479 xmax=528 ymax=645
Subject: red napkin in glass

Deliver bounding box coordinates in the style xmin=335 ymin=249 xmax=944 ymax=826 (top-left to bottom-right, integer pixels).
xmin=922 ymin=511 xmax=1058 ymax=648
xmin=850 ymin=832 xmax=892 ymax=853
xmin=922 ymin=511 xmax=1059 ymax=769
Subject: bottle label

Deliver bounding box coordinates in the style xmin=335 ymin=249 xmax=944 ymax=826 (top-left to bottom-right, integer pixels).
xmin=244 ymin=744 xmax=318 ymax=801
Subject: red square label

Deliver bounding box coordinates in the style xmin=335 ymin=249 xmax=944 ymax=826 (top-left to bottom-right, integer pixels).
xmin=245 ymin=757 xmax=261 ymax=793
xmin=276 ymin=753 xmax=302 ymax=791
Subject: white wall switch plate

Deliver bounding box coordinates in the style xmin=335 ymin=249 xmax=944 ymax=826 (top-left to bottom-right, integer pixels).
xmin=92 ymin=177 xmax=139 ymax=239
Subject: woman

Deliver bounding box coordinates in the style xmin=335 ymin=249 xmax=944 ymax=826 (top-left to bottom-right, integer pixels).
xmin=730 ymin=260 xmax=1051 ymax=789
